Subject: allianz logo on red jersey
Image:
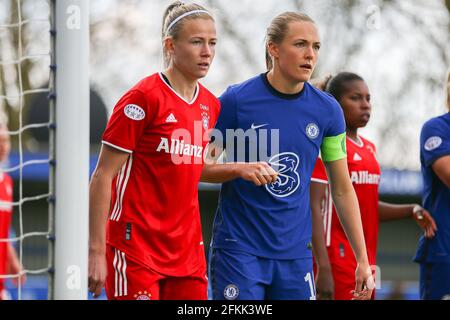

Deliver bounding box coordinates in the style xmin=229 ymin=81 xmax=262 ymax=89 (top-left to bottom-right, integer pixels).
xmin=350 ymin=170 xmax=380 ymax=185
xmin=155 ymin=118 xmax=212 ymax=163
xmin=156 ymin=137 xmax=204 ymax=159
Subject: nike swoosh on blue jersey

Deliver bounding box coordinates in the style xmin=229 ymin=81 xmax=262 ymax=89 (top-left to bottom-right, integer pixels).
xmin=251 ymin=123 xmax=268 ymax=130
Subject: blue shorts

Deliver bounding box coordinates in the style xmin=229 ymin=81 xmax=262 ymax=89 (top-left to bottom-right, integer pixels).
xmin=209 ymin=248 xmax=316 ymax=300
xmin=419 ymin=262 xmax=450 ymax=300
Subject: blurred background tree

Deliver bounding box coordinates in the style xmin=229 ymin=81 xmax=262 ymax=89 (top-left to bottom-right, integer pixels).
xmin=1 ymin=0 xmax=449 ymax=168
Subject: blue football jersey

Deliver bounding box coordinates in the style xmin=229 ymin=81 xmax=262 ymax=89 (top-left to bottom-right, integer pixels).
xmin=211 ymin=74 xmax=346 ymax=259
xmin=415 ymin=112 xmax=450 ymax=263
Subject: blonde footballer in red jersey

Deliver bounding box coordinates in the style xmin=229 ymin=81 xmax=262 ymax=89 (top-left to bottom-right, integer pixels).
xmin=0 ymin=116 xmax=25 ymax=300
xmin=310 ymin=72 xmax=437 ymax=300
xmin=88 ymin=1 xmax=220 ymax=300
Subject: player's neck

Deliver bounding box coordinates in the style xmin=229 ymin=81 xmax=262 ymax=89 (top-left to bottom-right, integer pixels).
xmin=163 ymin=68 xmax=198 ymax=102
xmin=267 ymin=69 xmax=305 ymax=95
xmin=346 ymin=129 xmax=360 ymax=143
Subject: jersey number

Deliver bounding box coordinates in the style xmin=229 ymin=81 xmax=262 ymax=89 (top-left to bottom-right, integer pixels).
xmin=304 ymin=272 xmax=316 ymax=300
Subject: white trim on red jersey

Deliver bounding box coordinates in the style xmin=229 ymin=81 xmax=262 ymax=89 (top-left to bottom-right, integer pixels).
xmin=158 ymin=72 xmax=200 ymax=105
xmin=110 ymin=156 xmax=133 ymax=222
xmin=102 ymin=140 xmax=133 ymax=154
xmin=311 ymin=177 xmax=329 ymax=184
xmin=347 ymin=135 xmax=364 ymax=148
xmin=114 ymin=248 xmax=128 ymax=297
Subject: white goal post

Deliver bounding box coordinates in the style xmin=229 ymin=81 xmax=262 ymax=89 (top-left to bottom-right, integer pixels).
xmin=53 ymin=0 xmax=89 ymax=300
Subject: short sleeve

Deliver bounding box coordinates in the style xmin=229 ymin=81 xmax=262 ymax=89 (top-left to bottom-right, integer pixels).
xmin=321 ymin=100 xmax=347 ymax=162
xmin=211 ymin=97 xmax=222 ymax=127
xmin=211 ymin=86 xmax=238 ymax=150
xmin=311 ymin=158 xmax=329 ymax=184
xmin=372 ymin=142 xmax=377 ymax=153
xmin=207 ymin=96 xmax=222 ymax=142
xmin=102 ymin=90 xmax=150 ymax=153
xmin=420 ymin=117 xmax=450 ymax=167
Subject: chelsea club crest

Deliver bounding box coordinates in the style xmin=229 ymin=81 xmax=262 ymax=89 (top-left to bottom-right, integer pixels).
xmin=306 ymin=123 xmax=320 ymax=139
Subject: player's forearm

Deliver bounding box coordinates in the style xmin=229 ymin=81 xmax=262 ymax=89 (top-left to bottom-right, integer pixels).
xmin=310 ymin=182 xmax=332 ymax=269
xmin=432 ymin=155 xmax=450 ymax=188
xmin=378 ymin=202 xmax=415 ymax=222
xmin=332 ymin=188 xmax=369 ymax=264
xmin=311 ymin=208 xmax=332 ymax=269
xmin=7 ymin=243 xmax=21 ymax=274
xmin=89 ymin=171 xmax=113 ymax=254
xmin=200 ymin=163 xmax=243 ymax=183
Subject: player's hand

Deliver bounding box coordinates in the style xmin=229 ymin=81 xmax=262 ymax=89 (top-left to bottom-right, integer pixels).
xmin=88 ymin=249 xmax=107 ymax=298
xmin=351 ymin=262 xmax=374 ymax=300
xmin=412 ymin=205 xmax=437 ymax=239
xmin=8 ymin=266 xmax=27 ymax=287
xmin=11 ymin=272 xmax=27 ymax=288
xmin=237 ymin=162 xmax=278 ymax=186
xmin=6 ymin=244 xmax=27 ymax=287
xmin=315 ymin=265 xmax=334 ymax=300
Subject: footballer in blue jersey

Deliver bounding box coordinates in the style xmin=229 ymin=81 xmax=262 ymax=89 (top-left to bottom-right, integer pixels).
xmin=202 ymin=12 xmax=374 ymax=300
xmin=414 ymin=108 xmax=450 ymax=300
xmin=213 ymin=74 xmax=346 ymax=253
xmin=209 ymin=73 xmax=346 ymax=300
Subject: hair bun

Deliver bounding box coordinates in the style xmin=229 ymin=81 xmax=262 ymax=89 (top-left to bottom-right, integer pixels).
xmin=168 ymin=1 xmax=185 ymax=12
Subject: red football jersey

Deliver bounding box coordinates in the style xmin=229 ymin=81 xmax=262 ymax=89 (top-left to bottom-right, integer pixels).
xmin=103 ymin=73 xmax=220 ymax=276
xmin=0 ymin=173 xmax=13 ymax=291
xmin=311 ymin=136 xmax=381 ymax=267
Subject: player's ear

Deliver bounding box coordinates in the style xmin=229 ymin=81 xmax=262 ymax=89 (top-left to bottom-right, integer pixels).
xmin=267 ymin=41 xmax=279 ymax=60
xmin=164 ymin=37 xmax=176 ymax=57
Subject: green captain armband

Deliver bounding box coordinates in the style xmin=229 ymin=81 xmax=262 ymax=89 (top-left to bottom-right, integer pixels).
xmin=321 ymin=132 xmax=347 ymax=162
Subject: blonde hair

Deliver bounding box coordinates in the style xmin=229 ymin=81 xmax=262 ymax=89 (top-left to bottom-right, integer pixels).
xmin=162 ymin=1 xmax=214 ymax=68
xmin=265 ymin=12 xmax=315 ymax=71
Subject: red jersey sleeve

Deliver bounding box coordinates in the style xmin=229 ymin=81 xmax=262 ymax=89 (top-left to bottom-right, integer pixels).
xmin=203 ymin=94 xmax=221 ymax=144
xmin=102 ymin=89 xmax=151 ymax=153
xmin=210 ymin=97 xmax=221 ymax=138
xmin=311 ymin=157 xmax=329 ymax=184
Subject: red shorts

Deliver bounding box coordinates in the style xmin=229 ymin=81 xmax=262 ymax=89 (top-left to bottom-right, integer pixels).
xmin=0 ymin=282 xmax=4 ymax=301
xmin=105 ymin=245 xmax=208 ymax=300
xmin=330 ymin=257 xmax=377 ymax=300
xmin=313 ymin=257 xmax=360 ymax=300
xmin=330 ymin=260 xmax=356 ymax=300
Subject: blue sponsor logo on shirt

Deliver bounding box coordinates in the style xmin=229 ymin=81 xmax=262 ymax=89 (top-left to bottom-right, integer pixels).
xmin=266 ymin=152 xmax=300 ymax=198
